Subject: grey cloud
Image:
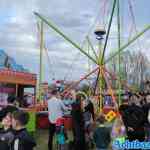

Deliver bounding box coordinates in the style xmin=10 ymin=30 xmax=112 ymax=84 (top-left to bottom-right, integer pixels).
xmin=0 ymin=0 xmax=149 ymax=81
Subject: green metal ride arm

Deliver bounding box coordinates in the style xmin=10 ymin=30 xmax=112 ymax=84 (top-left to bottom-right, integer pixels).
xmin=34 ymin=12 xmax=97 ymax=65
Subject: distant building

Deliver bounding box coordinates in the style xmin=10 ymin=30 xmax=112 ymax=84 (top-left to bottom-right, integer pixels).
xmin=0 ymin=49 xmax=28 ymax=72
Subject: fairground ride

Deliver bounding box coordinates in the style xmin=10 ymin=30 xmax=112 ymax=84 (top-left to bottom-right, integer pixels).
xmin=34 ymin=0 xmax=150 ymax=114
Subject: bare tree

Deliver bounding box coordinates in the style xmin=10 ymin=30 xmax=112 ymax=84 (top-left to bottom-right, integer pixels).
xmin=107 ymin=50 xmax=150 ymax=89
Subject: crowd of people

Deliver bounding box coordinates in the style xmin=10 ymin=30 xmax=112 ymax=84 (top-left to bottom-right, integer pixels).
xmin=47 ymin=87 xmax=150 ymax=150
xmin=0 ymin=88 xmax=150 ymax=150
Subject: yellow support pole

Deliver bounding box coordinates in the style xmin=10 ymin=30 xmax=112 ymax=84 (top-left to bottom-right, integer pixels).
xmin=99 ymin=67 xmax=103 ymax=113
xmin=39 ymin=21 xmax=44 ymax=102
xmin=98 ymin=40 xmax=103 ymax=113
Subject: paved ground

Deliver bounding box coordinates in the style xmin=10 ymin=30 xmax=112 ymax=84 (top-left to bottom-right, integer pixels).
xmin=35 ymin=129 xmax=49 ymax=150
xmin=35 ymin=124 xmax=113 ymax=150
xmin=35 ymin=129 xmax=61 ymax=150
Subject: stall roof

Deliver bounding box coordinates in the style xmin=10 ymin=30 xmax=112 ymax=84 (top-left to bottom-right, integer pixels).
xmin=0 ymin=69 xmax=36 ymax=86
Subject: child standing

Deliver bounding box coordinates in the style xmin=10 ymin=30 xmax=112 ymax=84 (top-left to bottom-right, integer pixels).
xmin=11 ymin=110 xmax=36 ymax=150
xmin=111 ymin=116 xmax=126 ymax=150
xmin=93 ymin=115 xmax=111 ymax=150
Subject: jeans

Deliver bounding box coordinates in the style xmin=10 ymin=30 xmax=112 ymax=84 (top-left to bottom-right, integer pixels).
xmin=48 ymin=123 xmax=56 ymax=150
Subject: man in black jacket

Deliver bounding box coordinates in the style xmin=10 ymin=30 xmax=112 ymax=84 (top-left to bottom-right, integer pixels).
xmin=119 ymin=93 xmax=146 ymax=142
xmin=11 ymin=110 xmax=36 ymax=150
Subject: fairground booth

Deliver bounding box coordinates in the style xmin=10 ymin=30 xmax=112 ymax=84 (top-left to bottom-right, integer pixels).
xmin=0 ymin=69 xmax=36 ymax=105
xmin=0 ymin=69 xmax=37 ymax=132
xmin=0 ymin=49 xmax=37 ymax=105
xmin=0 ymin=49 xmax=37 ymax=132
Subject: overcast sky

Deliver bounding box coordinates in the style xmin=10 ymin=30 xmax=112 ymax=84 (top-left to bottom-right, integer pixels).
xmin=0 ymin=0 xmax=149 ymax=83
